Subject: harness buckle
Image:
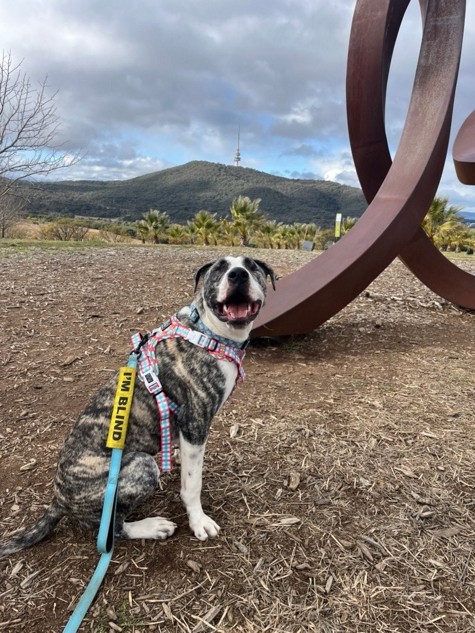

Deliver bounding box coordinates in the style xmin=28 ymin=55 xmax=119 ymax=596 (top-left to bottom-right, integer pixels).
xmin=208 ymin=338 xmax=220 ymax=352
xmin=160 ymin=318 xmax=172 ymax=332
xmin=142 ymin=370 xmax=163 ymax=395
xmin=184 ymin=329 xmax=206 ymax=346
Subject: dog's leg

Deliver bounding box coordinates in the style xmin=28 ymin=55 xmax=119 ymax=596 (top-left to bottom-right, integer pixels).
xmin=117 ymin=452 xmax=177 ymax=540
xmin=179 ymin=432 xmax=220 ymax=540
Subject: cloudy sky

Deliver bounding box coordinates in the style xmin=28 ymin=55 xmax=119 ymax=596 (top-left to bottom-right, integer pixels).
xmin=1 ymin=0 xmax=474 ymax=216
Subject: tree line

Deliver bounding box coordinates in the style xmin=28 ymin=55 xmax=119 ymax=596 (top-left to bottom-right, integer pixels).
xmin=3 ymin=193 xmax=475 ymax=253
xmin=133 ymin=196 xmax=354 ymax=249
xmin=29 ymin=195 xmax=356 ymax=250
xmin=132 ymin=195 xmax=474 ymax=252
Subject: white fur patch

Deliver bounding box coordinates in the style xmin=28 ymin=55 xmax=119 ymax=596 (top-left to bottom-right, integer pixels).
xmin=179 ymin=434 xmax=221 ymax=540
xmin=216 ymin=256 xmax=265 ymax=305
xmin=218 ymin=358 xmax=238 ymax=407
xmin=122 ymin=517 xmax=177 ymax=540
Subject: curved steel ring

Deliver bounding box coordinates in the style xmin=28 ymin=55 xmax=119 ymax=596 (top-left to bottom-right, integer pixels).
xmin=253 ymin=0 xmax=475 ymax=338
xmin=348 ymin=0 xmax=475 ymax=308
xmin=453 ymin=109 xmax=475 ymax=185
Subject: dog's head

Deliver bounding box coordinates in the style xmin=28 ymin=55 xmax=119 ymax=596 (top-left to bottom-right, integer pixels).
xmin=194 ymin=256 xmax=276 ymax=340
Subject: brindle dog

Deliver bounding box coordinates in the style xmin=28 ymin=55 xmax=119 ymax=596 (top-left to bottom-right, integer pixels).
xmin=0 ymin=256 xmax=275 ymax=558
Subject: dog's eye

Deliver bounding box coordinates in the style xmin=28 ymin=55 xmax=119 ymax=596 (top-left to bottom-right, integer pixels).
xmin=243 ymin=257 xmax=257 ymax=271
xmin=208 ymin=259 xmax=229 ymax=278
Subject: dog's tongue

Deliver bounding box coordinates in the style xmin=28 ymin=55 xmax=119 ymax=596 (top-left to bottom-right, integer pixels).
xmin=225 ymin=303 xmax=249 ymax=320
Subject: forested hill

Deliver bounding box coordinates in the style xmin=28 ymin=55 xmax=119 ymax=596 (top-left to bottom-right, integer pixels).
xmin=24 ymin=160 xmax=367 ymax=227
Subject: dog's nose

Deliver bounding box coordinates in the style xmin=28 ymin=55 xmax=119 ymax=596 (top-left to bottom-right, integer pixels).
xmin=228 ymin=267 xmax=249 ymax=284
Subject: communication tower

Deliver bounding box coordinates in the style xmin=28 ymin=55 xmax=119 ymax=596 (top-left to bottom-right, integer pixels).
xmin=234 ymin=127 xmax=241 ymax=166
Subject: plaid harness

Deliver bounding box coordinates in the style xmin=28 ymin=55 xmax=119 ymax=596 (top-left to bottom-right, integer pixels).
xmin=131 ymin=313 xmax=247 ymax=473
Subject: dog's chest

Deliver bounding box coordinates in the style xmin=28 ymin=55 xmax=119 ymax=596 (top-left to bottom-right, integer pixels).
xmin=217 ymin=358 xmax=238 ymax=408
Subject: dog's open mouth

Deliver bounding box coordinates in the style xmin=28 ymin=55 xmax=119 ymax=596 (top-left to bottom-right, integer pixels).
xmin=214 ymin=299 xmax=262 ymax=324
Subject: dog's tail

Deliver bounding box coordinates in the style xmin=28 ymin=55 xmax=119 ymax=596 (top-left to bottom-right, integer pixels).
xmin=0 ymin=500 xmax=64 ymax=560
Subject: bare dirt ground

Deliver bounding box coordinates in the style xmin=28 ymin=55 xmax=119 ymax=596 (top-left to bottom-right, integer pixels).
xmin=0 ymin=244 xmax=474 ymax=633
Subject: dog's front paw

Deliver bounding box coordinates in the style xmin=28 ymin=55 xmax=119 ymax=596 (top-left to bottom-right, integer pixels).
xmin=190 ymin=514 xmax=221 ymax=541
xmin=123 ymin=517 xmax=177 ymax=540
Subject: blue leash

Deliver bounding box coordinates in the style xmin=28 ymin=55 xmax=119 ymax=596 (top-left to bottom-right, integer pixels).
xmin=63 ymin=354 xmax=138 ymax=633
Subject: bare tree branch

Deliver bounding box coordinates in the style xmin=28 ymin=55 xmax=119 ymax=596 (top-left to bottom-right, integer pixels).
xmin=0 ymin=51 xmax=80 ymax=200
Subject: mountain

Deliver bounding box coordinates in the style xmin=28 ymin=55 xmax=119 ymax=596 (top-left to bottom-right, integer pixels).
xmin=23 ymin=160 xmax=367 ymax=227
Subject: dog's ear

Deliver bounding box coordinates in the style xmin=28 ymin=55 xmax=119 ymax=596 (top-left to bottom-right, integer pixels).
xmin=254 ymin=259 xmax=277 ymax=291
xmin=194 ymin=261 xmax=214 ymax=292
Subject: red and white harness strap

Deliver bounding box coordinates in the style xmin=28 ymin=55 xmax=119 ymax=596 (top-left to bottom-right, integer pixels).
xmin=131 ymin=315 xmax=246 ymax=472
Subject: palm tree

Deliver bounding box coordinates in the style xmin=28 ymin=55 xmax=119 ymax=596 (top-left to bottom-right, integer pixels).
xmin=272 ymin=224 xmax=300 ymax=249
xmin=136 ymin=209 xmax=170 ymax=244
xmin=229 ymin=196 xmax=265 ymax=246
xmin=299 ymin=222 xmax=320 ymax=242
xmin=168 ymin=223 xmax=187 ymax=244
xmin=219 ymin=218 xmax=240 ymax=246
xmin=341 ymin=216 xmax=358 ymax=235
xmin=436 ymin=223 xmax=475 ymax=252
xmin=285 ymin=224 xmax=303 ymax=249
xmin=256 ymin=220 xmax=282 ymax=249
xmin=271 ymin=225 xmax=285 ymax=249
xmin=136 ymin=221 xmax=149 ymax=244
xmin=188 ymin=210 xmax=219 ymax=246
xmin=422 ymin=197 xmax=463 ymax=244
xmin=421 ymin=196 xmax=475 ymax=251
xmin=314 ymin=228 xmax=335 ymax=250
xmin=287 ymin=222 xmax=323 ymax=249
xmin=185 ymin=222 xmax=198 ymax=245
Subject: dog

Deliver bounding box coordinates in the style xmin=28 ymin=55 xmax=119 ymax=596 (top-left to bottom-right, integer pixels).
xmin=0 ymin=255 xmax=275 ymax=558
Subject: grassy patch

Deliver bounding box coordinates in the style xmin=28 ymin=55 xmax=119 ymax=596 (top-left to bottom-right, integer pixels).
xmin=445 ymin=250 xmax=475 ymax=261
xmin=0 ymin=238 xmax=144 ymax=256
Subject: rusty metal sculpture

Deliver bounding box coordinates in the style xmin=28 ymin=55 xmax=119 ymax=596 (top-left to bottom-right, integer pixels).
xmin=252 ymin=0 xmax=475 ymax=338
xmin=454 ymin=109 xmax=475 ymax=185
